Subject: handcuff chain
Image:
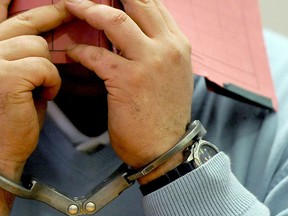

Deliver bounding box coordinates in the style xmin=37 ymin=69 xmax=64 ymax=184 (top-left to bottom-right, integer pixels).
xmin=0 ymin=120 xmax=206 ymax=215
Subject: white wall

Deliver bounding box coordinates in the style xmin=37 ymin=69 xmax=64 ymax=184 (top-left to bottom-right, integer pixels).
xmin=259 ymin=0 xmax=288 ymax=36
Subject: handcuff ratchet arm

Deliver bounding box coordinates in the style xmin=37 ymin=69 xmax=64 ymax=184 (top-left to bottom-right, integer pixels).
xmin=0 ymin=174 xmax=80 ymax=215
xmin=83 ymin=164 xmax=134 ymax=215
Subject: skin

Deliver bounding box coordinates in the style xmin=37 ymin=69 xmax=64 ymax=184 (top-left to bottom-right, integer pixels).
xmin=0 ymin=0 xmax=193 ymax=214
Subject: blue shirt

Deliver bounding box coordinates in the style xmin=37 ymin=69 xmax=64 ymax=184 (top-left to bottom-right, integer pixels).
xmin=11 ymin=29 xmax=288 ymax=216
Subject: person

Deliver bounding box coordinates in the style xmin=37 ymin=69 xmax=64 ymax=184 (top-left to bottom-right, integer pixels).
xmin=0 ymin=0 xmax=288 ymax=215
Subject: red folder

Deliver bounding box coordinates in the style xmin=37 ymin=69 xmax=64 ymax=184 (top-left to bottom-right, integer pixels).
xmin=163 ymin=0 xmax=277 ymax=110
xmin=9 ymin=0 xmax=277 ymax=110
xmin=8 ymin=0 xmax=122 ymax=63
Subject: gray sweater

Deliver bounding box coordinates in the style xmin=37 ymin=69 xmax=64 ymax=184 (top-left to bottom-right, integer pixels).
xmin=11 ymin=30 xmax=288 ymax=215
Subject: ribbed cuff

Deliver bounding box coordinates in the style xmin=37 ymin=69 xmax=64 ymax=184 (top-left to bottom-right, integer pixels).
xmin=143 ymin=152 xmax=269 ymax=216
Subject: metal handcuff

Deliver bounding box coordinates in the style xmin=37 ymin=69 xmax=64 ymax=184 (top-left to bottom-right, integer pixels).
xmin=0 ymin=120 xmax=206 ymax=215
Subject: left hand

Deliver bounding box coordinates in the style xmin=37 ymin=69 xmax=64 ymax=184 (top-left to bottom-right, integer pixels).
xmin=65 ymin=0 xmax=194 ymax=182
xmin=0 ymin=1 xmax=68 ymax=213
xmin=0 ymin=0 xmax=70 ymax=180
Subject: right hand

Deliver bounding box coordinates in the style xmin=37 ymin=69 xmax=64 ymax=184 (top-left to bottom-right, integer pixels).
xmin=0 ymin=0 xmax=70 ymax=181
xmin=65 ymin=0 xmax=193 ymax=185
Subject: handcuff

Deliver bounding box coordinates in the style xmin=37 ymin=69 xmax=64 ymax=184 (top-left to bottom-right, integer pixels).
xmin=0 ymin=120 xmax=206 ymax=215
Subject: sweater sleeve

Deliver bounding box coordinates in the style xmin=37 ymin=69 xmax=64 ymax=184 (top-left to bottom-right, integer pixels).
xmin=142 ymin=152 xmax=269 ymax=216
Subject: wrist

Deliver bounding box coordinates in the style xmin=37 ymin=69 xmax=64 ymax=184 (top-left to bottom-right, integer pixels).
xmin=0 ymin=160 xmax=24 ymax=215
xmin=136 ymin=124 xmax=188 ymax=185
xmin=0 ymin=160 xmax=25 ymax=182
xmin=137 ymin=152 xmax=184 ymax=185
xmin=126 ymin=120 xmax=206 ymax=185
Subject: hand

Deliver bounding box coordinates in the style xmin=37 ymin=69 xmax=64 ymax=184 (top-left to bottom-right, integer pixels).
xmin=0 ymin=2 xmax=71 ymax=213
xmin=0 ymin=0 xmax=70 ymax=181
xmin=66 ymin=0 xmax=194 ymax=183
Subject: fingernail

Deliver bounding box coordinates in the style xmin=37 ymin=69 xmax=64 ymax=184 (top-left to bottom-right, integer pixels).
xmin=67 ymin=0 xmax=83 ymax=3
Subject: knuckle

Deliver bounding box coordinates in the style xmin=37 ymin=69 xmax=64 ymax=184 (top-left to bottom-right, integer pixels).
xmin=151 ymin=55 xmax=165 ymax=71
xmin=15 ymin=12 xmax=32 ymax=23
xmin=150 ymin=47 xmax=183 ymax=69
xmin=26 ymin=57 xmax=56 ymax=75
xmin=38 ymin=58 xmax=57 ymax=72
xmin=32 ymin=36 xmax=49 ymax=49
xmin=52 ymin=3 xmax=64 ymax=15
xmin=32 ymin=36 xmax=50 ymax=54
xmin=89 ymin=47 xmax=107 ymax=63
xmin=163 ymin=39 xmax=191 ymax=65
xmin=108 ymin=10 xmax=129 ymax=26
xmin=138 ymin=0 xmax=152 ymax=4
xmin=169 ymin=47 xmax=183 ymax=63
xmin=182 ymin=37 xmax=192 ymax=54
xmin=14 ymin=12 xmax=39 ymax=34
xmin=84 ymin=4 xmax=97 ymax=17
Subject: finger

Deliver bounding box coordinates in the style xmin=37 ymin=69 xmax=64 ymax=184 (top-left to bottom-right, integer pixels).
xmin=151 ymin=0 xmax=183 ymax=34
xmin=5 ymin=57 xmax=61 ymax=100
xmin=0 ymin=0 xmax=72 ymax=41
xmin=0 ymin=36 xmax=50 ymax=61
xmin=120 ymin=0 xmax=171 ymax=37
xmin=0 ymin=0 xmax=11 ymax=22
xmin=67 ymin=44 xmax=132 ymax=81
xmin=65 ymin=0 xmax=148 ymax=56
